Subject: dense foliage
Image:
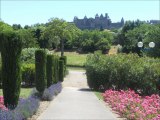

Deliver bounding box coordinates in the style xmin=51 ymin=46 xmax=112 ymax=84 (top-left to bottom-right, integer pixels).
xmin=117 ymin=20 xmax=160 ymax=57
xmin=0 ymin=25 xmax=22 ymax=109
xmin=85 ymin=53 xmax=160 ymax=95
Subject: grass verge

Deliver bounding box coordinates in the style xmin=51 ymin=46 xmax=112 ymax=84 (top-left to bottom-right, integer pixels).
xmin=0 ymin=88 xmax=33 ymax=98
xmin=94 ymin=91 xmax=104 ymax=100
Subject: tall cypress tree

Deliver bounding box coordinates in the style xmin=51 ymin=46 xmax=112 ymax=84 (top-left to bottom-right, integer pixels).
xmin=1 ymin=27 xmax=22 ymax=109
xmin=46 ymin=55 xmax=54 ymax=87
xmin=35 ymin=49 xmax=46 ymax=94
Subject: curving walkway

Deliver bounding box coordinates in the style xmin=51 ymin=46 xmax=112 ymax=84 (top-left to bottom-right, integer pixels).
xmin=37 ymin=70 xmax=122 ymax=120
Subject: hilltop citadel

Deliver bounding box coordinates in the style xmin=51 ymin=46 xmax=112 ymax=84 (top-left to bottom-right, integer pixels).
xmin=73 ymin=13 xmax=160 ymax=30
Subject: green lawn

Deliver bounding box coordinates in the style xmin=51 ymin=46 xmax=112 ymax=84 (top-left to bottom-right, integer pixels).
xmin=0 ymin=88 xmax=33 ymax=98
xmin=56 ymin=52 xmax=87 ymax=67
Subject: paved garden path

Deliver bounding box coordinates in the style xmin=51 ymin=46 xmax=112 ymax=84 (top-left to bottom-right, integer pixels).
xmin=37 ymin=70 xmax=122 ymax=120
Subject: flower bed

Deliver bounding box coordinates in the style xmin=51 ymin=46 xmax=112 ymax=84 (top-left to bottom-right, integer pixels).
xmin=0 ymin=96 xmax=7 ymax=110
xmin=103 ymin=89 xmax=160 ymax=120
xmin=0 ymin=82 xmax=62 ymax=120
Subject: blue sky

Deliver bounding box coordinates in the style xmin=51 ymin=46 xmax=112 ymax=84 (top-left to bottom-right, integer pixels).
xmin=1 ymin=0 xmax=159 ymax=27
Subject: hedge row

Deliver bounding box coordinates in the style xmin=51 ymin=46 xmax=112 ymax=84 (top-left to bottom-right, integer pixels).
xmin=85 ymin=53 xmax=160 ymax=95
xmin=0 ymin=56 xmax=66 ymax=88
xmin=35 ymin=49 xmax=66 ymax=94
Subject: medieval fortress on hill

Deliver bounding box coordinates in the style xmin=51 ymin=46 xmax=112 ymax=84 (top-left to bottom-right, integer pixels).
xmin=73 ymin=13 xmax=124 ymax=30
xmin=73 ymin=13 xmax=160 ymax=30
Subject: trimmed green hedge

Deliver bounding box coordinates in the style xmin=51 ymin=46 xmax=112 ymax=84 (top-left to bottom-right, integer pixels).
xmin=59 ymin=60 xmax=64 ymax=82
xmin=60 ymin=56 xmax=67 ymax=76
xmin=53 ymin=55 xmax=59 ymax=83
xmin=46 ymin=55 xmax=54 ymax=87
xmin=86 ymin=53 xmax=160 ymax=95
xmin=35 ymin=49 xmax=47 ymax=94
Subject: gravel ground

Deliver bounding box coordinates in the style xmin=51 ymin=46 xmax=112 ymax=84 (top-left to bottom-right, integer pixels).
xmin=62 ymin=70 xmax=88 ymax=88
xmin=27 ymin=101 xmax=50 ymax=120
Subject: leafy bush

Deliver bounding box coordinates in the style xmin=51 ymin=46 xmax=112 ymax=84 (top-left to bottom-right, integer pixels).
xmin=35 ymin=49 xmax=47 ymax=94
xmin=21 ymin=48 xmax=49 ymax=64
xmin=21 ymin=64 xmax=35 ymax=87
xmin=21 ymin=48 xmax=38 ymax=63
xmin=1 ymin=26 xmax=22 ymax=109
xmin=85 ymin=53 xmax=160 ymax=95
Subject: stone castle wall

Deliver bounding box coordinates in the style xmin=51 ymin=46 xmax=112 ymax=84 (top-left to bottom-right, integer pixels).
xmin=73 ymin=13 xmax=124 ymax=30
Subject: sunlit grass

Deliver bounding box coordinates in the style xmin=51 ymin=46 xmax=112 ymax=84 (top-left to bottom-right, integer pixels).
xmin=55 ymin=52 xmax=87 ymax=67
xmin=0 ymin=88 xmax=33 ymax=98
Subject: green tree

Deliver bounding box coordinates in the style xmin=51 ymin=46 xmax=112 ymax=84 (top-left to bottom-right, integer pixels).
xmin=18 ymin=29 xmax=38 ymax=48
xmin=46 ymin=18 xmax=72 ymax=56
xmin=144 ymin=24 xmax=160 ymax=57
xmin=117 ymin=20 xmax=145 ymax=53
xmin=12 ymin=24 xmax=22 ymax=30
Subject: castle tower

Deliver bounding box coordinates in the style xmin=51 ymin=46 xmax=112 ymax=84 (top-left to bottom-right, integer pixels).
xmin=121 ymin=17 xmax=124 ymax=26
xmin=73 ymin=16 xmax=78 ymax=23
xmin=84 ymin=15 xmax=87 ymax=19
xmin=100 ymin=14 xmax=104 ymax=19
xmin=95 ymin=14 xmax=99 ymax=19
xmin=105 ymin=13 xmax=108 ymax=19
xmin=83 ymin=15 xmax=88 ymax=25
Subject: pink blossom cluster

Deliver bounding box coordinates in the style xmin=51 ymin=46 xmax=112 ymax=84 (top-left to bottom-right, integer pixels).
xmin=0 ymin=96 xmax=7 ymax=110
xmin=103 ymin=89 xmax=160 ymax=120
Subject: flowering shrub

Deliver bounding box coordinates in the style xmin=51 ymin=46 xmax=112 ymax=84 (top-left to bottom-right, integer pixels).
xmin=103 ymin=89 xmax=160 ymax=120
xmin=42 ymin=82 xmax=62 ymax=101
xmin=0 ymin=96 xmax=7 ymax=110
xmin=0 ymin=95 xmax=40 ymax=120
xmin=0 ymin=82 xmax=62 ymax=120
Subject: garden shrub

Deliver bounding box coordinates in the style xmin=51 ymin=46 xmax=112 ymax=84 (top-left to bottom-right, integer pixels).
xmin=21 ymin=64 xmax=35 ymax=87
xmin=35 ymin=49 xmax=47 ymax=94
xmin=85 ymin=53 xmax=160 ymax=95
xmin=59 ymin=60 xmax=64 ymax=82
xmin=21 ymin=48 xmax=49 ymax=64
xmin=46 ymin=55 xmax=54 ymax=88
xmin=21 ymin=48 xmax=38 ymax=64
xmin=0 ymin=27 xmax=22 ymax=109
